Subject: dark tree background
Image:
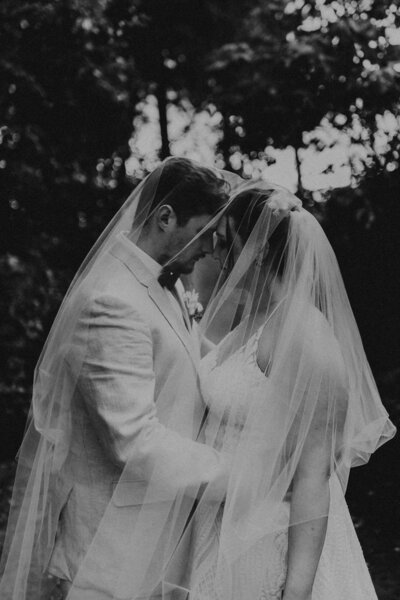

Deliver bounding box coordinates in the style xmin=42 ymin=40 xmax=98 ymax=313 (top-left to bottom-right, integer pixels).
xmin=1 ymin=1 xmax=400 ymax=596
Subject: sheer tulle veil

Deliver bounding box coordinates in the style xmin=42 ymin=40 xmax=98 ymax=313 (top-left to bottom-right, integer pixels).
xmin=0 ymin=164 xmax=395 ymax=600
xmin=182 ymin=180 xmax=396 ymax=600
xmin=0 ymin=157 xmax=238 ymax=599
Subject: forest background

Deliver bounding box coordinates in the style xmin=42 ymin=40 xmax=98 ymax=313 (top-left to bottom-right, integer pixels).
xmin=0 ymin=1 xmax=399 ymax=597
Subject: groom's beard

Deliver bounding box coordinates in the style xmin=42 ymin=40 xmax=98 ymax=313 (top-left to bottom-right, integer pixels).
xmin=167 ymin=255 xmax=205 ymax=276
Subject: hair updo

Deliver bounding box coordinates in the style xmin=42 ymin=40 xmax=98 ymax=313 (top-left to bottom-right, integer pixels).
xmin=227 ymin=188 xmax=291 ymax=277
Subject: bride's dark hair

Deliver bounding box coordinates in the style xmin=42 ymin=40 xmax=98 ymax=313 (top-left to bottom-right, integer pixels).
xmin=227 ymin=187 xmax=290 ymax=277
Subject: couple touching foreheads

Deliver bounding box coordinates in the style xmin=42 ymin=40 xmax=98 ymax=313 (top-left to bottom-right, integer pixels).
xmin=0 ymin=158 xmax=395 ymax=600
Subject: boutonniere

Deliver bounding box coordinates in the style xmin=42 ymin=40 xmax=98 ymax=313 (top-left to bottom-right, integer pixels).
xmin=182 ymin=289 xmax=204 ymax=323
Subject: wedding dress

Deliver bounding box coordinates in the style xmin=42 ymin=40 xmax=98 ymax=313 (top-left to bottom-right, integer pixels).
xmin=186 ymin=181 xmax=396 ymax=600
xmin=189 ymin=322 xmax=379 ymax=600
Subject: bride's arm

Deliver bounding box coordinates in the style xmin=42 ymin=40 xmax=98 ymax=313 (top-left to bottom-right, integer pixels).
xmin=282 ymin=440 xmax=330 ymax=600
xmin=282 ymin=347 xmax=347 ymax=600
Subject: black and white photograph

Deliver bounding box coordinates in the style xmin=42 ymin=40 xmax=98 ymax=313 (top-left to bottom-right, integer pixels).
xmin=0 ymin=2 xmax=399 ymax=599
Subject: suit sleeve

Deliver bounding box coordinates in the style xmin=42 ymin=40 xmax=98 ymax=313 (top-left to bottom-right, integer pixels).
xmin=70 ymin=293 xmax=228 ymax=500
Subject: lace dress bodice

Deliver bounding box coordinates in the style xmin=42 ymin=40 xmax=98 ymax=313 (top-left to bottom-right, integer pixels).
xmin=190 ymin=324 xmax=378 ymax=600
xmin=190 ymin=329 xmax=288 ymax=600
xmin=199 ymin=327 xmax=273 ymax=453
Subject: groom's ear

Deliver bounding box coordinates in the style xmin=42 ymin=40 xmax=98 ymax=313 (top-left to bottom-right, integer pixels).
xmin=156 ymin=204 xmax=177 ymax=232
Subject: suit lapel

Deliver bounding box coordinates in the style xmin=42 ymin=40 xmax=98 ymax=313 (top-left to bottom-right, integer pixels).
xmin=110 ymin=234 xmax=199 ymax=366
xmin=174 ymin=280 xmax=192 ymax=331
xmin=147 ymin=281 xmax=198 ymax=365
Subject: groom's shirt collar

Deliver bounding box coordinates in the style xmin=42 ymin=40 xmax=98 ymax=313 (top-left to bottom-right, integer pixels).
xmin=123 ymin=234 xmax=190 ymax=329
xmin=131 ymin=240 xmax=162 ymax=279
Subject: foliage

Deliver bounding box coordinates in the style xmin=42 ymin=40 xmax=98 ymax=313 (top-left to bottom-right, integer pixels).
xmin=0 ymin=0 xmax=135 ymax=260
xmin=0 ymin=2 xmax=399 ymax=594
xmin=1 ymin=0 xmax=399 ymax=434
xmin=204 ymin=0 xmax=400 ymax=170
xmin=0 ymin=0 xmax=137 ymax=404
xmin=102 ymin=0 xmax=249 ymax=158
xmin=319 ymin=168 xmax=400 ymax=371
xmin=307 ymin=110 xmax=400 ymax=371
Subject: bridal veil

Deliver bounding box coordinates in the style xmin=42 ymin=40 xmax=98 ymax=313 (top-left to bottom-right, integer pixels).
xmin=182 ymin=181 xmax=396 ymax=600
xmin=0 ymin=167 xmax=395 ymax=600
xmin=0 ymin=158 xmax=235 ymax=599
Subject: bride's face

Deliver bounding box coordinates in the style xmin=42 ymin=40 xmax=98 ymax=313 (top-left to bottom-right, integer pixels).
xmin=212 ymin=215 xmax=244 ymax=269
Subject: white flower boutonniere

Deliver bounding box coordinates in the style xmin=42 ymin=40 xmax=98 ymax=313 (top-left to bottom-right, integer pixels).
xmin=182 ymin=289 xmax=204 ymax=323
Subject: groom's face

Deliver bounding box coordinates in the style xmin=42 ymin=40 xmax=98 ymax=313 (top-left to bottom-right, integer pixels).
xmin=166 ymin=213 xmax=216 ymax=274
xmin=212 ymin=215 xmax=243 ymax=269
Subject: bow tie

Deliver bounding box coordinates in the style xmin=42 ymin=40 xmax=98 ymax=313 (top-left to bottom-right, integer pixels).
xmin=158 ymin=268 xmax=180 ymax=291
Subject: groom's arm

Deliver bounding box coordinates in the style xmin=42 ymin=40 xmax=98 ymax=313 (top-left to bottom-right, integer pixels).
xmin=69 ymin=293 xmax=228 ymax=501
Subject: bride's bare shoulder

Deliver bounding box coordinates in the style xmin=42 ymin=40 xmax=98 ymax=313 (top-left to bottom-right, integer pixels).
xmin=296 ymin=304 xmax=346 ymax=381
xmin=258 ymin=301 xmax=346 ymax=383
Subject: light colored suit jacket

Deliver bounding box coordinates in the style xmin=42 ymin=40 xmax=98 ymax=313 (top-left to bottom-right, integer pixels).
xmin=48 ymin=233 xmax=226 ymax=599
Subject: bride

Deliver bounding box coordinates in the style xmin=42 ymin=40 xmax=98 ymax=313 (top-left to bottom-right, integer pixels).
xmin=182 ymin=182 xmax=396 ymax=600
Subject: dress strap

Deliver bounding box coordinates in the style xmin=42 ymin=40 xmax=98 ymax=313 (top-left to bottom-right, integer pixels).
xmin=247 ymin=297 xmax=286 ymax=361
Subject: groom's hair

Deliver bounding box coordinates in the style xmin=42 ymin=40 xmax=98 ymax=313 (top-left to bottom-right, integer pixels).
xmin=142 ymin=157 xmax=229 ymax=226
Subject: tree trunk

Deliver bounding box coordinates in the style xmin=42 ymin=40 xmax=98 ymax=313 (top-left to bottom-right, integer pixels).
xmin=156 ymin=83 xmax=170 ymax=160
xmin=294 ymin=145 xmax=304 ymax=197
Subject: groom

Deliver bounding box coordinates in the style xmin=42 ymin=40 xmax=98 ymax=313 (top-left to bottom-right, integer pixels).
xmin=48 ymin=158 xmax=230 ymax=599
